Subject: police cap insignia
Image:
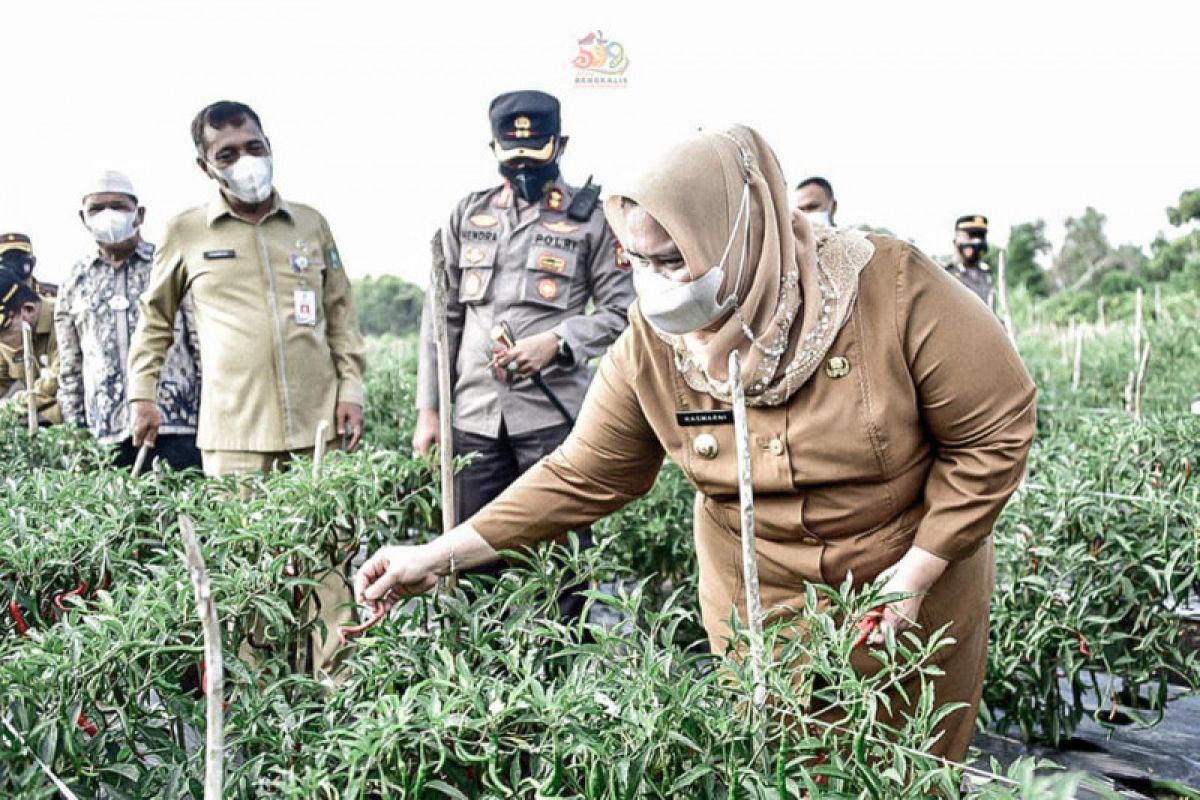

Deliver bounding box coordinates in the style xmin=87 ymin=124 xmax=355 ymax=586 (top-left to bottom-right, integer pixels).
xmin=490 ymin=90 xmax=561 ymax=155
xmin=955 ymin=214 xmax=989 ymax=233
xmin=0 ymin=233 xmax=32 ymax=255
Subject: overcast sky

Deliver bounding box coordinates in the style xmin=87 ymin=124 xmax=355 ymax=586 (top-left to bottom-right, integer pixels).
xmin=4 ymin=1 xmax=1197 ymax=287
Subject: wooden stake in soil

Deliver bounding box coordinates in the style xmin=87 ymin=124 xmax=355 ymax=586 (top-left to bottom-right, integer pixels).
xmin=430 ymin=233 xmax=457 ymax=540
xmin=312 ymin=419 xmax=330 ymax=479
xmin=131 ymin=444 xmax=151 ymax=478
xmin=1133 ymin=342 xmax=1152 ymax=421
xmin=1097 ymin=296 xmax=1106 ymax=333
xmin=729 ymin=350 xmax=766 ymax=709
xmin=1133 ymin=287 xmax=1144 ymax=366
xmin=21 ymin=322 xmax=37 ymax=436
xmin=1072 ymin=327 xmax=1084 ymax=393
xmin=178 ymin=514 xmax=224 ymax=800
xmin=430 ymin=232 xmax=458 ymax=599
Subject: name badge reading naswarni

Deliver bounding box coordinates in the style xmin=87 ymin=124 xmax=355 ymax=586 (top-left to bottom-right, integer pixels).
xmin=293 ymin=289 xmax=317 ymax=326
xmin=676 ymin=410 xmax=734 ymax=427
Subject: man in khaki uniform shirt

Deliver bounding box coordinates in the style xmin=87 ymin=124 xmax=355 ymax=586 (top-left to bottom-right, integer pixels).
xmin=0 ymin=263 xmax=61 ymax=425
xmin=128 ymin=101 xmax=366 ymax=473
xmin=127 ymin=100 xmax=366 ymax=678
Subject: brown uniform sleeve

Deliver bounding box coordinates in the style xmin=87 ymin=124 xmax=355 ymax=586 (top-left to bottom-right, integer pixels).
xmin=318 ymin=218 xmax=366 ymax=407
xmin=128 ymin=231 xmax=187 ymax=403
xmin=899 ymin=244 xmax=1037 ymax=562
xmin=468 ymin=326 xmax=667 ymax=552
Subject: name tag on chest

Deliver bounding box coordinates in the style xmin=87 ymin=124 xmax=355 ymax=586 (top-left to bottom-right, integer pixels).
xmin=676 ymin=410 xmax=734 ymax=426
xmin=293 ymin=289 xmax=317 ymax=326
xmin=203 ymin=249 xmax=236 ymax=260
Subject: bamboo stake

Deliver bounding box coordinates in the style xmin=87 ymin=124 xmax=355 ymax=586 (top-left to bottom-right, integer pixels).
xmin=1133 ymin=342 xmax=1152 ymax=421
xmin=1133 ymin=287 xmax=1144 ymax=366
xmin=21 ymin=322 xmax=37 ymax=436
xmin=131 ymin=444 xmax=151 ymax=477
xmin=430 ymin=232 xmax=458 ymax=587
xmin=312 ymin=419 xmax=330 ymax=479
xmin=1097 ymin=296 xmax=1106 ymax=333
xmin=1072 ymin=328 xmax=1084 ymax=392
xmin=178 ymin=515 xmax=223 ymax=800
xmin=729 ymin=350 xmax=766 ymax=709
xmin=996 ymin=249 xmax=1018 ymax=349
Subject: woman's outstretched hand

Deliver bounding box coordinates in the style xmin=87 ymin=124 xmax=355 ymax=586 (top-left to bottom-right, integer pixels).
xmin=353 ymin=524 xmax=500 ymax=614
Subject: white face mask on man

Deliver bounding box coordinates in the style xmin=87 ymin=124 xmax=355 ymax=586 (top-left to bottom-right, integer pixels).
xmin=634 ymin=179 xmax=752 ymax=337
xmin=211 ymin=155 xmax=274 ymax=204
xmin=803 ymin=209 xmax=833 ymax=228
xmin=85 ymin=208 xmax=140 ymax=245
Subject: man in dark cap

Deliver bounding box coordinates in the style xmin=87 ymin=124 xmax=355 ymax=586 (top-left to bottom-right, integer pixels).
xmin=414 ymin=89 xmax=634 ymax=613
xmin=0 ymin=265 xmax=60 ymax=423
xmin=947 ymin=214 xmax=994 ymax=307
xmin=0 ymin=233 xmax=56 ymax=297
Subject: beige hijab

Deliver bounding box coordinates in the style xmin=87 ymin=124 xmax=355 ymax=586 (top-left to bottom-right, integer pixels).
xmin=604 ymin=124 xmax=875 ymax=407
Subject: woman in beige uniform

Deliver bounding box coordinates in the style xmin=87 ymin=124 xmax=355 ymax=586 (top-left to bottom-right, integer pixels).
xmin=356 ymin=125 xmax=1036 ymax=761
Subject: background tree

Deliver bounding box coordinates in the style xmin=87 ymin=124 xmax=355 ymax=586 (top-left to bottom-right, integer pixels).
xmin=351 ymin=275 xmax=425 ymax=337
xmin=1004 ymin=220 xmax=1051 ymax=296
xmin=1051 ymin=207 xmax=1146 ymax=293
xmin=1166 ymin=187 xmax=1200 ymax=227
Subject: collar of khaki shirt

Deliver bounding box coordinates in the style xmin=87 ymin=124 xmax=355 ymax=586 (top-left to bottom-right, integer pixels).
xmin=205 ymin=190 xmax=296 ymax=228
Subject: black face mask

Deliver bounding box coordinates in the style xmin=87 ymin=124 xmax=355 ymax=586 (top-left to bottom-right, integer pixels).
xmin=0 ymin=252 xmax=34 ymax=281
xmin=499 ymin=159 xmax=560 ymax=203
xmin=957 ymin=240 xmax=988 ymax=264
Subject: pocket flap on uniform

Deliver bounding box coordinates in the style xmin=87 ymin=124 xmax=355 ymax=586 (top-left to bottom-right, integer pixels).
xmin=459 ymin=267 xmax=495 ymax=304
xmin=526 ymin=245 xmax=579 ymax=278
xmin=459 ymin=242 xmax=498 ymax=270
xmin=523 ymin=272 xmax=570 ymax=309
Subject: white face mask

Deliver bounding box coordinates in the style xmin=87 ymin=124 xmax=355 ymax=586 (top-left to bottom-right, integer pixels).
xmin=634 ymin=266 xmax=734 ymax=336
xmin=804 ymin=209 xmax=833 ymax=228
xmin=634 ymin=178 xmax=752 ymax=336
xmin=86 ymin=208 xmax=139 ymax=245
xmin=213 ymin=155 xmax=273 ymax=203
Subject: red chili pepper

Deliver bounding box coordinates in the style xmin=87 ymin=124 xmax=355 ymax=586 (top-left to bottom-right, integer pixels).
xmin=1076 ymin=631 xmax=1092 ymax=658
xmin=9 ymin=600 xmax=29 ymax=636
xmin=338 ymin=606 xmax=387 ymax=646
xmin=53 ymin=582 xmax=89 ymax=613
xmin=853 ymin=606 xmax=886 ymax=648
xmin=77 ymin=713 xmax=98 ymax=737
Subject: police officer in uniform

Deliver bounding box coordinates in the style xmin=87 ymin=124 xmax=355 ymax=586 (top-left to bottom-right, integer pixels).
xmin=947 ymin=214 xmax=994 ymax=307
xmin=414 ymin=90 xmax=635 ymax=606
xmin=0 ymin=232 xmax=57 ymax=297
xmin=0 ymin=264 xmax=61 ymax=424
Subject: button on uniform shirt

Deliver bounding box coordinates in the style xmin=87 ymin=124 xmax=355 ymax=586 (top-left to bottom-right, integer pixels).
xmin=417 ymin=181 xmax=635 ymax=437
xmin=55 ymin=240 xmax=201 ymax=445
xmin=0 ymin=296 xmax=61 ymax=424
xmin=128 ymin=192 xmax=366 ymax=452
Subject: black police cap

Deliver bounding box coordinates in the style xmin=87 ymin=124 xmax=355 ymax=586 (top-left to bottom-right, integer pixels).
xmin=955 ymin=215 xmax=989 ymax=234
xmin=490 ymin=90 xmax=561 ymax=152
